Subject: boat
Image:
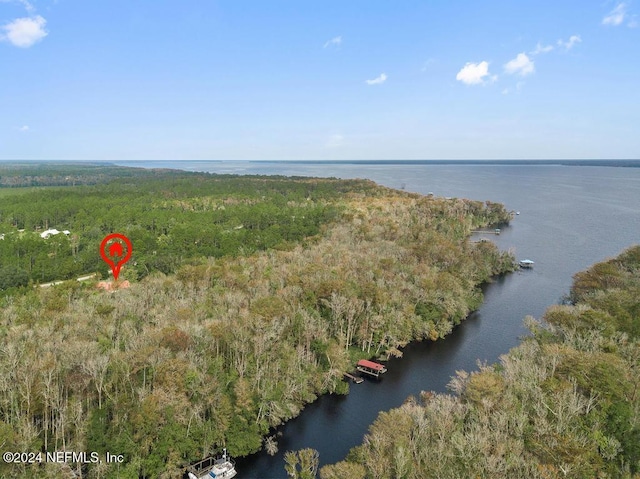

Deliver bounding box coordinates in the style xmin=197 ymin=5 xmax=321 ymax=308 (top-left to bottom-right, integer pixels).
xmin=187 ymin=449 xmax=237 ymax=479
xmin=519 ymin=259 xmax=535 ymax=269
xmin=356 ymin=359 xmax=387 ymax=378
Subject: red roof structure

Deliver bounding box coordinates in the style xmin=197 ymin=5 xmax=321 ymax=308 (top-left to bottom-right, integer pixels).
xmin=357 ymin=359 xmax=385 ymax=371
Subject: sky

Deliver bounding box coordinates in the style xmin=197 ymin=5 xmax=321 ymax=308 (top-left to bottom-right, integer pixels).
xmin=1 ymin=1 xmax=639 ymax=161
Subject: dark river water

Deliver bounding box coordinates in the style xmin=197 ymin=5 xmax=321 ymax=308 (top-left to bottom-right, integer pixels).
xmin=120 ymin=161 xmax=640 ymax=478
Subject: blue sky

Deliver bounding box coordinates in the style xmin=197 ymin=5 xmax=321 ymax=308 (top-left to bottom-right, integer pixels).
xmin=1 ymin=1 xmax=639 ymax=160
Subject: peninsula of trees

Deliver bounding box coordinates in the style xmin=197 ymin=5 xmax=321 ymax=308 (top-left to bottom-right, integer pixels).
xmin=0 ymin=164 xmax=514 ymax=478
xmin=320 ymin=246 xmax=640 ymax=479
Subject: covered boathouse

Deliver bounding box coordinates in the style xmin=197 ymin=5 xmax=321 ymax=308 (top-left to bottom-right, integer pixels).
xmin=356 ymin=359 xmax=387 ymax=378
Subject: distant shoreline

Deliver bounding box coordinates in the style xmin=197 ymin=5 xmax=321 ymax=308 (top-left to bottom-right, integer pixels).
xmin=243 ymin=159 xmax=640 ymax=167
xmin=1 ymin=159 xmax=640 ymax=168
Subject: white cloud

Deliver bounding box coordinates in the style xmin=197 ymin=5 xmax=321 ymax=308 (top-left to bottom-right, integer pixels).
xmin=421 ymin=58 xmax=436 ymax=72
xmin=1 ymin=15 xmax=48 ymax=47
xmin=455 ymin=61 xmax=492 ymax=85
xmin=365 ymin=73 xmax=387 ymax=85
xmin=557 ymin=35 xmax=581 ymax=51
xmin=19 ymin=0 xmax=35 ymax=13
xmin=502 ymin=82 xmax=524 ymax=95
xmin=0 ymin=0 xmax=34 ymax=11
xmin=19 ymin=125 xmax=29 ymax=132
xmin=530 ymin=42 xmax=554 ymax=55
xmin=603 ymin=2 xmax=627 ymax=25
xmin=323 ymin=36 xmax=342 ymax=48
xmin=504 ymin=53 xmax=535 ymax=76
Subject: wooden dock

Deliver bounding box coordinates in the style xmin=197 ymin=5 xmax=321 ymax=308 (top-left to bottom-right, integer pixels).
xmin=472 ymin=228 xmax=501 ymax=235
xmin=344 ymin=373 xmax=364 ymax=384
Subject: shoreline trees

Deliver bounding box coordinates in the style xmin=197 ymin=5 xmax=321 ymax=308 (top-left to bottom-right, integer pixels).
xmin=0 ymin=165 xmax=514 ymax=478
xmin=320 ymin=245 xmax=640 ymax=478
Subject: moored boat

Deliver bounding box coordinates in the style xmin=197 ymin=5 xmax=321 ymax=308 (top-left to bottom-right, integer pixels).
xmin=356 ymin=359 xmax=387 ymax=378
xmin=519 ymin=259 xmax=535 ymax=269
xmin=187 ymin=449 xmax=237 ymax=479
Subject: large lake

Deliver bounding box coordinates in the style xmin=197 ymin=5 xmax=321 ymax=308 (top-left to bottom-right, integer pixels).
xmin=119 ymin=161 xmax=640 ymax=478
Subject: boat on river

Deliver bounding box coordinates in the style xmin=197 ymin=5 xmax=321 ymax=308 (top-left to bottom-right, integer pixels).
xmin=187 ymin=449 xmax=237 ymax=479
xmin=356 ymin=359 xmax=387 ymax=378
xmin=519 ymin=259 xmax=535 ymax=269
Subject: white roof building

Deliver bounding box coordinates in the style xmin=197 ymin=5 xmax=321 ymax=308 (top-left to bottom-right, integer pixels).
xmin=40 ymin=229 xmax=71 ymax=239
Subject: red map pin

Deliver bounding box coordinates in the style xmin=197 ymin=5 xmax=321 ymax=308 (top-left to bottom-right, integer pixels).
xmin=100 ymin=233 xmax=132 ymax=281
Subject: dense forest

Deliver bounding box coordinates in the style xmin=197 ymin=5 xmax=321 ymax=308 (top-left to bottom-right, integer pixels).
xmin=0 ymin=168 xmax=376 ymax=290
xmin=0 ymin=165 xmax=514 ymax=478
xmin=0 ymin=163 xmax=161 ymax=188
xmin=319 ymin=246 xmax=640 ymax=479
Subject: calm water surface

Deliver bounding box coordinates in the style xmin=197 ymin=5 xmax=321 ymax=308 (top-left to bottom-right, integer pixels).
xmin=120 ymin=162 xmax=640 ymax=478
